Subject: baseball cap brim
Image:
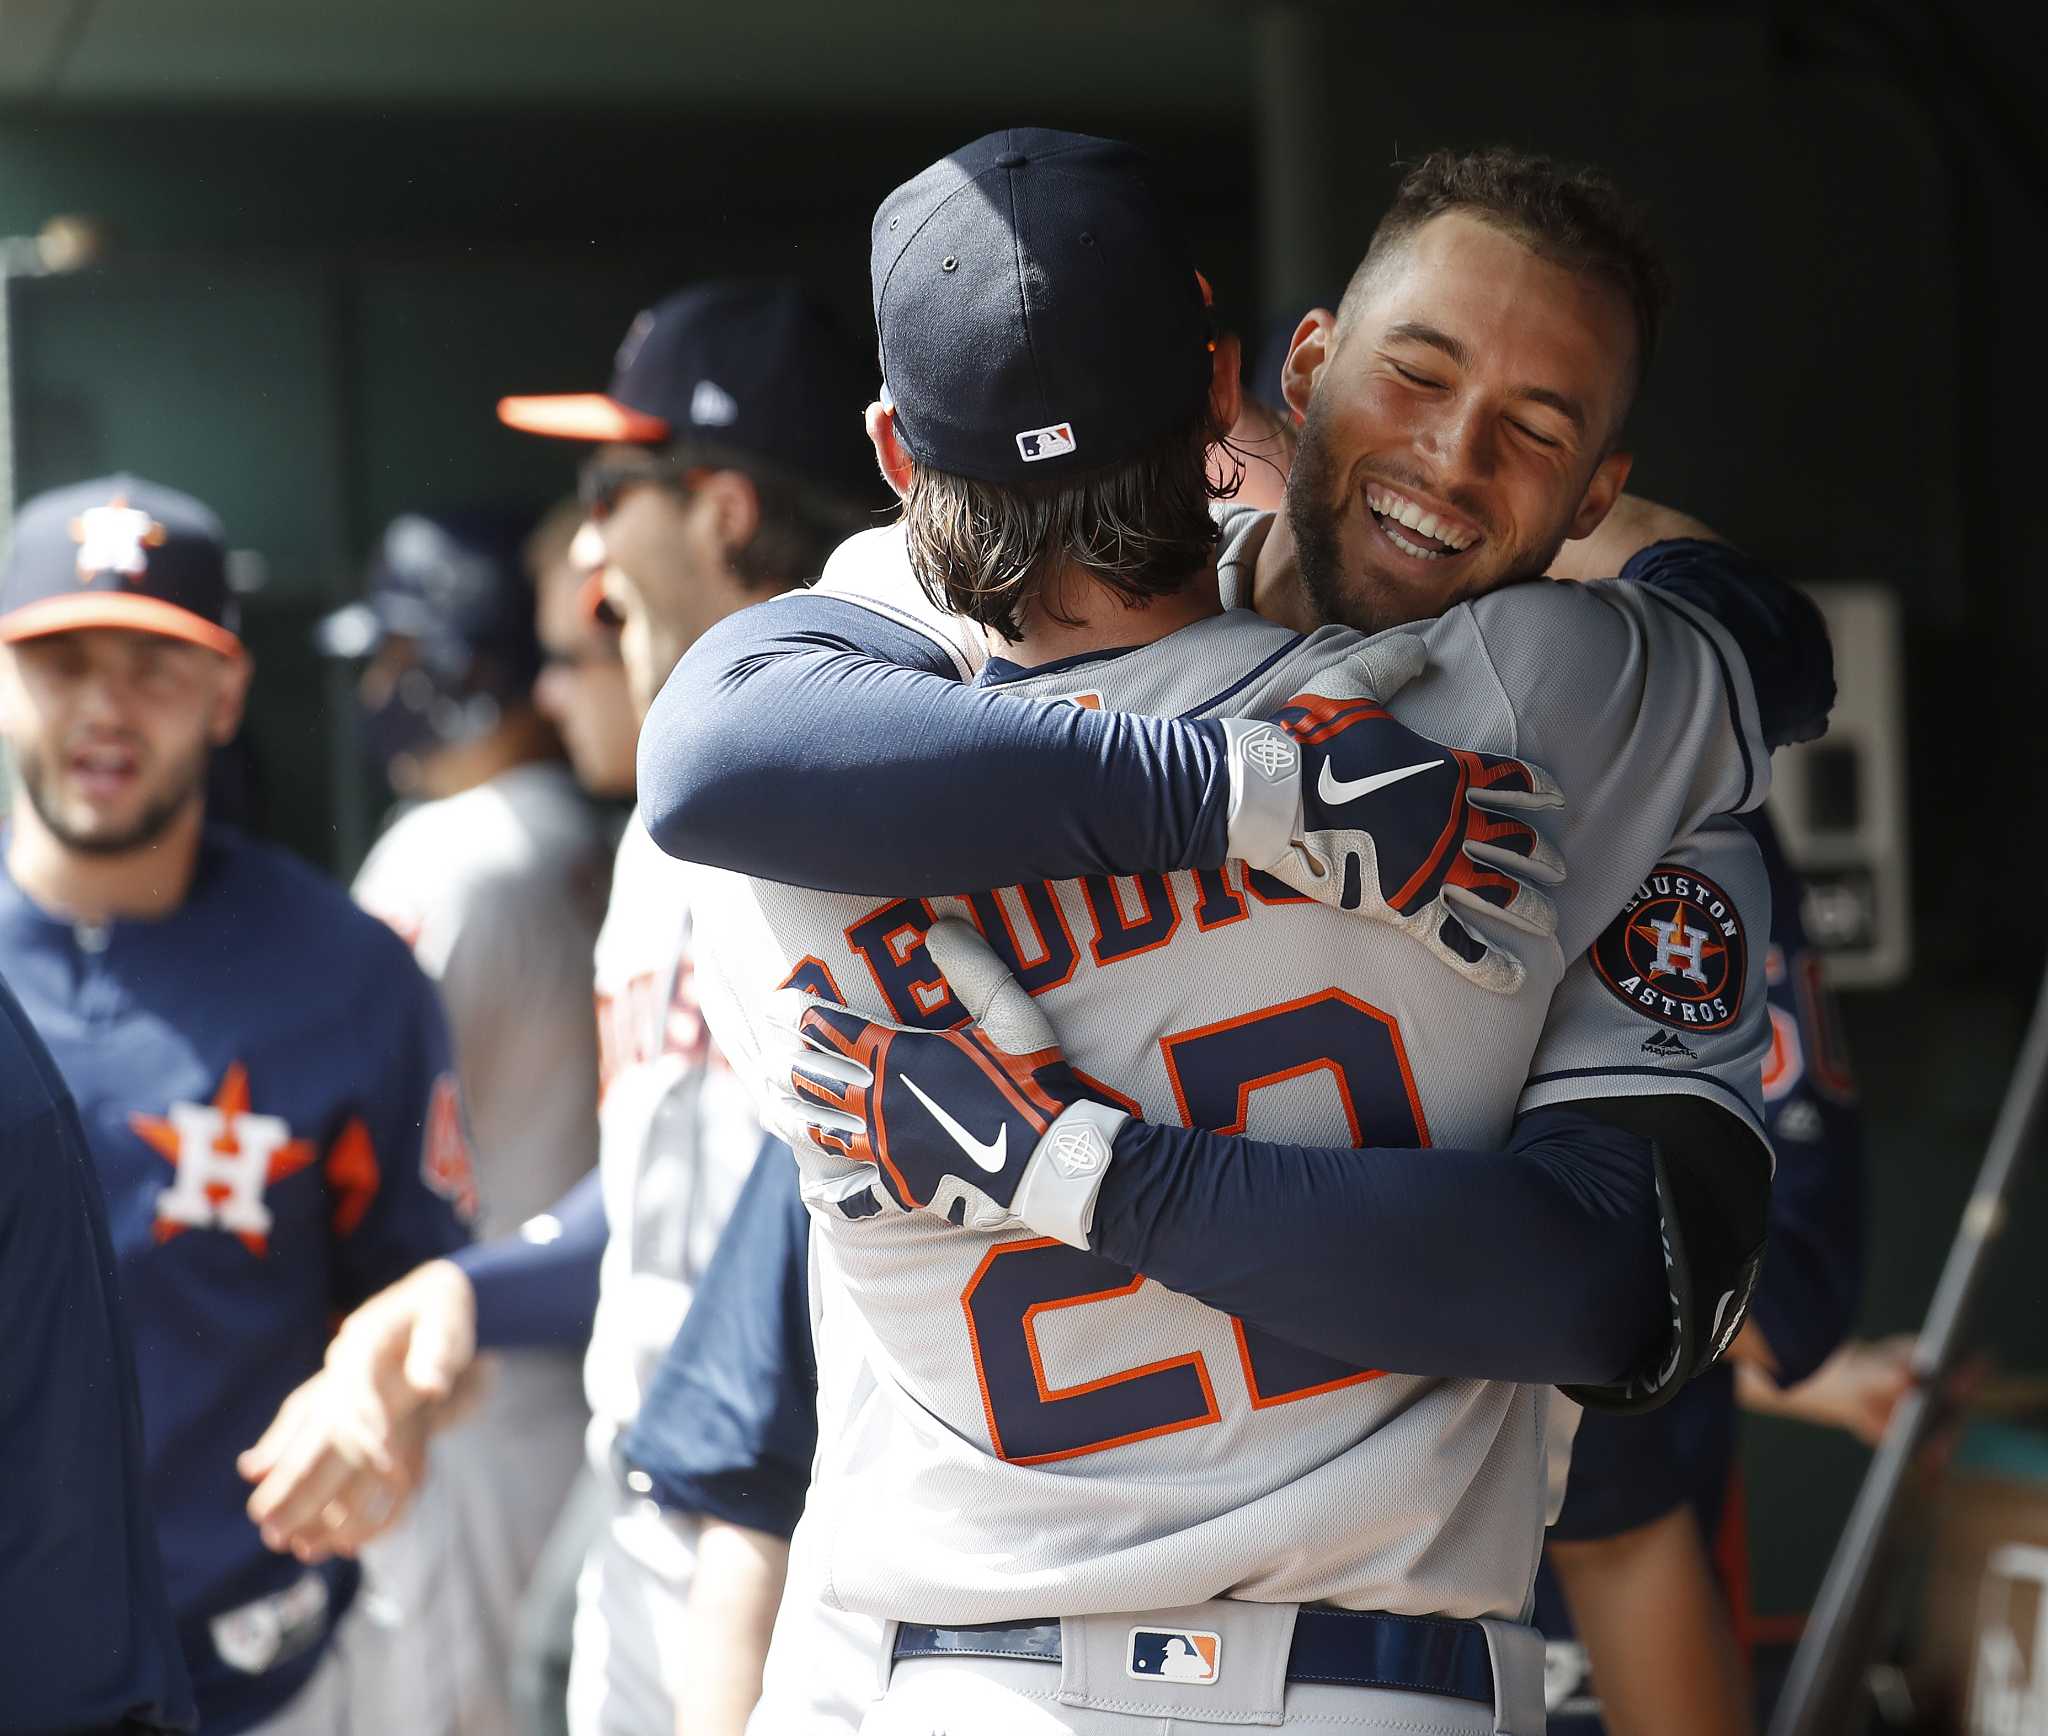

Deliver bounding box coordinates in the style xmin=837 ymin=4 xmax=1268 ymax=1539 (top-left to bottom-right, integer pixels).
xmin=0 ymin=593 xmax=243 ymax=658
xmin=495 ymin=393 xmax=671 ymax=444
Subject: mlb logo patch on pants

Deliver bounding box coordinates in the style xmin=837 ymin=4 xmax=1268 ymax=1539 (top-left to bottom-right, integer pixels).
xmin=1126 ymin=1626 xmax=1221 ymax=1685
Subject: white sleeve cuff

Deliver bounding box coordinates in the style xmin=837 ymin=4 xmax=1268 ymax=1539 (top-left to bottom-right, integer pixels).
xmin=1013 ymin=1099 xmax=1130 ymax=1250
xmin=1219 ymin=717 xmax=1302 ymax=871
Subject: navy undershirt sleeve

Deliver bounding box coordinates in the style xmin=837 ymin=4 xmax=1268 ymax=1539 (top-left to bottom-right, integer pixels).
xmin=1549 ymin=1370 xmax=1738 ymax=1543
xmin=452 ymin=1167 xmax=605 ymax=1352
xmin=637 ymin=591 xmax=1230 ymax=895
xmin=622 ymin=1138 xmax=817 ymax=1537
xmin=1088 ymin=1105 xmax=1666 ymax=1388
xmin=1622 ymin=538 xmax=1835 ymax=748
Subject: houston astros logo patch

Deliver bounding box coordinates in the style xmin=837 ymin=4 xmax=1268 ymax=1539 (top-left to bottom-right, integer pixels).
xmin=1127 ymin=1626 xmax=1221 ymax=1685
xmin=1591 ymin=864 xmax=1747 ymax=1033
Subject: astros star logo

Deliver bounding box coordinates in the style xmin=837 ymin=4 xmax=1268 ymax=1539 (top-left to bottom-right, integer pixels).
xmin=70 ymin=496 xmax=168 ymax=584
xmin=131 ymin=1063 xmax=318 ymax=1256
xmin=1630 ymin=903 xmax=1725 ymax=987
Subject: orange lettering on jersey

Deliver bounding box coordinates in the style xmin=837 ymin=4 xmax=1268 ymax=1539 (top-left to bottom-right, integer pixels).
xmin=967 ymin=883 xmax=1081 ymax=996
xmin=1082 ymin=873 xmax=1182 ymax=966
xmin=131 ymin=1062 xmax=318 ymax=1257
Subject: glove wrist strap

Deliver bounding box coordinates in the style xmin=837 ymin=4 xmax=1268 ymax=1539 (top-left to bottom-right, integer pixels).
xmin=1220 ymin=718 xmax=1303 ymax=871
xmin=1013 ymin=1099 xmax=1129 ymax=1250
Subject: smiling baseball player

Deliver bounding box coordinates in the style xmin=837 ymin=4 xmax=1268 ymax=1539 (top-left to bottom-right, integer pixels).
xmin=0 ymin=476 xmax=476 ymax=1734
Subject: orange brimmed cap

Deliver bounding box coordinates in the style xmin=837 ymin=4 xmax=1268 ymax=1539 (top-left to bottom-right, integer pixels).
xmin=0 ymin=475 xmax=242 ymax=657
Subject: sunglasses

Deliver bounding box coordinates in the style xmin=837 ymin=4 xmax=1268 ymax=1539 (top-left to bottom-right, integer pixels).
xmin=576 ymin=450 xmax=705 ymax=522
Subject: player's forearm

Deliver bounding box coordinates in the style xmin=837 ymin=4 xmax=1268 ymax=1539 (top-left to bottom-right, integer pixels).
xmin=1548 ymin=1506 xmax=1753 ymax=1736
xmin=1549 ymin=494 xmax=1722 ymax=582
xmin=677 ymin=1521 xmax=790 ymax=1736
xmin=449 ymin=1167 xmax=604 ymax=1351
xmin=1088 ymin=1106 xmax=1665 ymax=1386
xmin=637 ymin=591 xmax=1230 ymax=894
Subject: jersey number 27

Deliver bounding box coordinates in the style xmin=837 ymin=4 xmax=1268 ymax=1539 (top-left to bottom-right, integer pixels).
xmin=962 ymin=990 xmax=1425 ymax=1465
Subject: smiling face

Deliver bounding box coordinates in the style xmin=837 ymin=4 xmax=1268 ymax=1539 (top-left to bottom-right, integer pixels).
xmin=0 ymin=628 xmax=248 ymax=855
xmin=1282 ymin=212 xmax=1638 ymax=634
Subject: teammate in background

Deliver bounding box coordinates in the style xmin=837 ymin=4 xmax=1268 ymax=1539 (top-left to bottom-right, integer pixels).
xmin=529 ymin=497 xmax=639 ymax=806
xmin=511 ymin=496 xmax=638 ymax=1736
xmin=241 ymin=280 xmax=881 ymax=1736
xmin=649 ymin=132 xmax=1813 ymax=1734
xmin=311 ymin=511 xmax=611 ymax=1735
xmin=0 ymin=476 xmax=475 ymax=1734
xmin=0 ymin=970 xmax=195 ymax=1735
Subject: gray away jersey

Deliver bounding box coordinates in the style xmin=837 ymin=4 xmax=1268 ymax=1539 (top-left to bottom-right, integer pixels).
xmin=683 ymin=521 xmax=1774 ymax=1626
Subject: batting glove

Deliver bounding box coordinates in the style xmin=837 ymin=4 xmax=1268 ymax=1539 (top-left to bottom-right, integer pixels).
xmin=764 ymin=920 xmax=1126 ymax=1248
xmin=1223 ymin=636 xmax=1565 ymax=994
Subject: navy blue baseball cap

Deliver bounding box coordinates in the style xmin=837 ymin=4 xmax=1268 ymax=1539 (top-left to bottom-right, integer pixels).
xmin=316 ymin=510 xmax=541 ymax=686
xmin=497 ymin=278 xmax=878 ymax=504
xmin=872 ymin=128 xmax=1215 ymax=484
xmin=0 ymin=475 xmax=241 ymax=657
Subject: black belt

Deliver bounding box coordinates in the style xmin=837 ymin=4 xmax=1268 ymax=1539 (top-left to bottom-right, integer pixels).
xmin=893 ymin=1607 xmax=1495 ymax=1705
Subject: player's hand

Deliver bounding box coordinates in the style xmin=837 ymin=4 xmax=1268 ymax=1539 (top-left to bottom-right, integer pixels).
xmin=1736 ymin=1333 xmax=1927 ymax=1447
xmin=238 ymin=1367 xmax=436 ymax=1562
xmin=238 ymin=1258 xmax=482 ymax=1557
xmin=764 ymin=920 xmax=1127 ymax=1248
xmin=1222 ymin=636 xmax=1564 ymax=994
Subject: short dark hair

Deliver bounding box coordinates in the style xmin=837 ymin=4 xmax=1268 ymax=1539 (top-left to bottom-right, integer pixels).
xmin=667 ymin=438 xmax=875 ymax=589
xmin=1346 ymin=146 xmax=1674 ymax=410
xmin=901 ymin=407 xmax=1227 ymax=643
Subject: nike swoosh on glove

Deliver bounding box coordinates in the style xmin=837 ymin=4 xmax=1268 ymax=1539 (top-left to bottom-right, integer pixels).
xmin=1222 ymin=635 xmax=1566 ymax=994
xmin=764 ymin=920 xmax=1127 ymax=1248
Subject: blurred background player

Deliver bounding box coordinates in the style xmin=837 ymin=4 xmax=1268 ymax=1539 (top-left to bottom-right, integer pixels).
xmin=313 ymin=509 xmax=613 ymax=1734
xmin=0 ymin=475 xmax=476 ymax=1734
xmin=0 ymin=967 xmax=195 ymax=1735
xmin=528 ymin=498 xmax=639 ymax=806
xmin=241 ymin=279 xmax=881 ymax=1736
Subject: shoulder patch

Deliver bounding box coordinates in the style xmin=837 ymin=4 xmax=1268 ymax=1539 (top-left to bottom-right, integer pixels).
xmin=421 ymin=1072 xmax=480 ymax=1222
xmin=1590 ymin=864 xmax=1749 ymax=1033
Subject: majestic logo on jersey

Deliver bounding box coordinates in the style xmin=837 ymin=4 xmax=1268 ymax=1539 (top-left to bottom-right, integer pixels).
xmin=1016 ymin=422 xmax=1077 ymax=462
xmin=1591 ymin=865 xmax=1748 ymax=1032
xmin=70 ymin=497 xmax=167 ymax=583
xmin=1641 ymin=1029 xmax=1699 ymax=1061
xmin=1127 ymin=1626 xmax=1221 ymax=1685
xmin=131 ymin=1063 xmax=318 ymax=1256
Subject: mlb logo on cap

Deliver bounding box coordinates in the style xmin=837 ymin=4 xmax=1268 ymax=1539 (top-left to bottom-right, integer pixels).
xmin=1126 ymin=1626 xmax=1221 ymax=1685
xmin=1015 ymin=422 xmax=1077 ymax=463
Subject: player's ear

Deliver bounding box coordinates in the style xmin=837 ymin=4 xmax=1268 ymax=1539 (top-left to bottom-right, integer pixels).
xmin=207 ymin=648 xmax=253 ymax=746
xmin=1281 ymin=309 xmax=1335 ymax=424
xmin=700 ymin=470 xmax=762 ymax=567
xmin=1207 ymin=330 xmax=1243 ymax=440
xmin=866 ymin=401 xmax=913 ymax=501
xmin=1566 ymin=448 xmax=1634 ymax=543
